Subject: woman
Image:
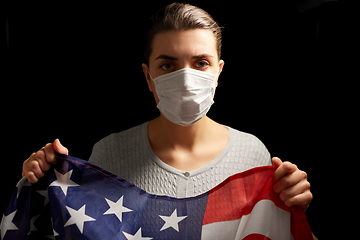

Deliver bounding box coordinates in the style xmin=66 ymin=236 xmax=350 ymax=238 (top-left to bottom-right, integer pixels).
xmin=22 ymin=3 xmax=312 ymax=211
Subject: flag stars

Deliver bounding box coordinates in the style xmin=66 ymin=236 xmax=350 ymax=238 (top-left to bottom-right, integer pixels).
xmin=159 ymin=209 xmax=187 ymax=232
xmin=1 ymin=210 xmax=18 ymax=240
xmin=27 ymin=214 xmax=40 ymax=235
xmin=16 ymin=177 xmax=31 ymax=198
xmin=64 ymin=204 xmax=95 ymax=234
xmin=49 ymin=169 xmax=79 ymax=196
xmin=122 ymin=228 xmax=153 ymax=240
xmin=36 ymin=189 xmax=49 ymax=206
xmin=104 ymin=196 xmax=132 ymax=222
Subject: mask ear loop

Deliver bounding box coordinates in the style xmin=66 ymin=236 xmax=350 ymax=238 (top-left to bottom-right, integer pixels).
xmin=146 ymin=65 xmax=156 ymax=82
xmin=214 ymin=62 xmax=221 ymax=86
xmin=147 ymin=67 xmax=154 ymax=81
xmin=216 ymin=60 xmax=223 ymax=77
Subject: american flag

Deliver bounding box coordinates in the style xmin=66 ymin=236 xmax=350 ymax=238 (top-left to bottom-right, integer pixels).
xmin=1 ymin=153 xmax=313 ymax=239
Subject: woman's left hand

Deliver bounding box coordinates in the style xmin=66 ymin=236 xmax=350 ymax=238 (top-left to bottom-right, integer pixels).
xmin=272 ymin=157 xmax=313 ymax=211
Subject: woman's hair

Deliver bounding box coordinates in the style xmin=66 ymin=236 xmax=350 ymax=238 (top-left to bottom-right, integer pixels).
xmin=144 ymin=3 xmax=222 ymax=66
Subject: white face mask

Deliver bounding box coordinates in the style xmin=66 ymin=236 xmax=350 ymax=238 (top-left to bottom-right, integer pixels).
xmin=149 ymin=68 xmax=218 ymax=126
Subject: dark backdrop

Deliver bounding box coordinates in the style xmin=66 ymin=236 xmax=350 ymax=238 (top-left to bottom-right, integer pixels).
xmin=3 ymin=1 xmax=354 ymax=239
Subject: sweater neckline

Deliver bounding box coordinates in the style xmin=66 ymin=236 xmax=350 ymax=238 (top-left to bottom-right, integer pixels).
xmin=141 ymin=121 xmax=235 ymax=179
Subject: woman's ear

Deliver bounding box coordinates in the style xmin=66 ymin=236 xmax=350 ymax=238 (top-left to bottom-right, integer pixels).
xmin=219 ymin=60 xmax=224 ymax=75
xmin=216 ymin=60 xmax=225 ymax=87
xmin=142 ymin=63 xmax=154 ymax=93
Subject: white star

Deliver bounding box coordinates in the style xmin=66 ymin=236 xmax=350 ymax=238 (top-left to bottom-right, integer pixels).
xmin=49 ymin=217 xmax=59 ymax=240
xmin=103 ymin=196 xmax=132 ymax=222
xmin=45 ymin=234 xmax=56 ymax=240
xmin=1 ymin=210 xmax=18 ymax=240
xmin=159 ymin=209 xmax=187 ymax=232
xmin=36 ymin=189 xmax=49 ymax=205
xmin=27 ymin=214 xmax=40 ymax=235
xmin=16 ymin=177 xmax=31 ymax=197
xmin=122 ymin=228 xmax=152 ymax=240
xmin=64 ymin=204 xmax=95 ymax=234
xmin=49 ymin=169 xmax=79 ymax=196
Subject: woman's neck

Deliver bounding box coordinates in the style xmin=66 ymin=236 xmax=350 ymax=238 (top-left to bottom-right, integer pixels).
xmin=148 ymin=114 xmax=221 ymax=151
xmin=147 ymin=114 xmax=229 ymax=171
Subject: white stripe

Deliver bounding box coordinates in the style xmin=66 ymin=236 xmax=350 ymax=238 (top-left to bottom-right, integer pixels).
xmin=201 ymin=200 xmax=294 ymax=240
xmin=201 ymin=219 xmax=240 ymax=240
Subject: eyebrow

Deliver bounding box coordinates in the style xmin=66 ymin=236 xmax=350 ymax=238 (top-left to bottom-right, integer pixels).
xmin=155 ymin=54 xmax=178 ymax=61
xmin=192 ymin=54 xmax=214 ymax=59
xmin=155 ymin=54 xmax=214 ymax=61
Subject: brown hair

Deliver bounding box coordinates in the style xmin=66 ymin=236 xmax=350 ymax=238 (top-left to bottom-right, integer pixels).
xmin=144 ymin=3 xmax=222 ymax=66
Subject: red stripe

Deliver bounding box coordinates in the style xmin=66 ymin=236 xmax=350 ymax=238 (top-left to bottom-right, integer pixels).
xmin=291 ymin=204 xmax=314 ymax=240
xmin=202 ymin=166 xmax=288 ymax=225
xmin=243 ymin=234 xmax=272 ymax=240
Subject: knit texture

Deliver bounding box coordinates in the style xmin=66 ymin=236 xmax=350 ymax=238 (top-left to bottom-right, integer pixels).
xmin=88 ymin=122 xmax=271 ymax=198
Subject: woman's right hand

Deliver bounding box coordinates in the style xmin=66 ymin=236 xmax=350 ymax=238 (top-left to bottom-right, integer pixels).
xmin=22 ymin=139 xmax=69 ymax=183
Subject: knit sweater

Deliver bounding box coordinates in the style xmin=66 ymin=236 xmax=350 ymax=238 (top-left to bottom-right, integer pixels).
xmin=88 ymin=122 xmax=272 ymax=198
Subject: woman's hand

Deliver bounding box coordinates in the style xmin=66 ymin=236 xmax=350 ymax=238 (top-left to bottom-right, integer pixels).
xmin=22 ymin=139 xmax=68 ymax=184
xmin=272 ymin=157 xmax=313 ymax=211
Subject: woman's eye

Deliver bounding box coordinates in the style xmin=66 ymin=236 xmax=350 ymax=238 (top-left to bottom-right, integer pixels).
xmin=160 ymin=63 xmax=173 ymax=70
xmin=196 ymin=60 xmax=210 ymax=69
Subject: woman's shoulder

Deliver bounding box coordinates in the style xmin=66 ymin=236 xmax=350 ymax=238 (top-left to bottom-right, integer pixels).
xmin=98 ymin=122 xmax=148 ymax=146
xmin=228 ymin=126 xmax=265 ymax=146
xmin=226 ymin=126 xmax=272 ymax=166
xmin=99 ymin=122 xmax=148 ymax=142
xmin=88 ymin=122 xmax=149 ymax=163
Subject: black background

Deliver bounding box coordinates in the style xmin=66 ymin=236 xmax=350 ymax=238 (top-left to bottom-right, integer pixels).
xmin=3 ymin=1 xmax=355 ymax=239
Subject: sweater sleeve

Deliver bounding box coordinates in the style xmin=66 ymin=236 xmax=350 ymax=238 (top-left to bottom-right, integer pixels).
xmin=251 ymin=132 xmax=272 ymax=167
xmin=88 ymin=136 xmax=111 ymax=170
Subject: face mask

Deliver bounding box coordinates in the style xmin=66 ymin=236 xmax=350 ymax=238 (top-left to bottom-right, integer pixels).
xmin=149 ymin=68 xmax=218 ymax=126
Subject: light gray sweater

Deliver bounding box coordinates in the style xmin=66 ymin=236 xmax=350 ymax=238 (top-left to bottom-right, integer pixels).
xmin=88 ymin=122 xmax=271 ymax=198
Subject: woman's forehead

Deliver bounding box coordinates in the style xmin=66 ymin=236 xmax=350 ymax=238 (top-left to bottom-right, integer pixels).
xmin=150 ymin=29 xmax=217 ymax=61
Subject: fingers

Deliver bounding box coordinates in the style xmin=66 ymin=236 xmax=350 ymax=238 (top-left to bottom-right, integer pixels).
xmin=272 ymin=158 xmax=313 ymax=210
xmin=22 ymin=139 xmax=68 ymax=184
xmin=53 ymin=139 xmax=69 ymax=155
xmin=44 ymin=143 xmax=57 ymax=164
xmin=29 ymin=156 xmax=46 ymax=178
xmin=23 ymin=153 xmax=41 ymax=184
xmin=272 ymin=164 xmax=312 ymax=209
xmin=273 ymin=160 xmax=298 ymax=183
xmin=23 ymin=150 xmax=50 ymax=184
xmin=276 ymin=176 xmax=312 ymax=209
xmin=278 ymin=177 xmax=311 ymax=204
xmin=271 ymin=157 xmax=282 ymax=166
xmin=283 ymin=189 xmax=313 ymax=209
xmin=273 ymin=168 xmax=307 ymax=193
xmin=35 ymin=148 xmax=52 ymax=172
